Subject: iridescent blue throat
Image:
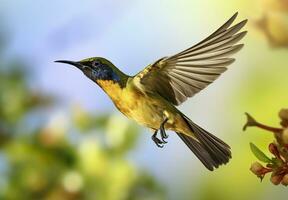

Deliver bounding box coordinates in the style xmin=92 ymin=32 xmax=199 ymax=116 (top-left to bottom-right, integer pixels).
xmin=91 ymin=64 xmax=120 ymax=82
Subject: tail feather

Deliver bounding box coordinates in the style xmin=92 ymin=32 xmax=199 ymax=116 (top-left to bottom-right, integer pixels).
xmin=177 ymin=132 xmax=216 ymax=171
xmin=178 ymin=115 xmax=231 ymax=171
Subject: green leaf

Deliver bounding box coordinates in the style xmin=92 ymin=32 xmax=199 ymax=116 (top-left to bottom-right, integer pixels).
xmin=250 ymin=143 xmax=272 ymax=163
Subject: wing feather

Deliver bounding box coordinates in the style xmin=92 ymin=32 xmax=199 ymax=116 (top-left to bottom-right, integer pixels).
xmin=133 ymin=13 xmax=247 ymax=105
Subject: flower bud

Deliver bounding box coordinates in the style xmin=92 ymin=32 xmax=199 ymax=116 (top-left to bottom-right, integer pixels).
xmin=281 ymin=174 xmax=288 ymax=186
xmin=243 ymin=113 xmax=258 ymax=131
xmin=270 ymin=174 xmax=283 ymax=185
xmin=280 ymin=120 xmax=288 ymax=128
xmin=269 ymin=143 xmax=280 ymax=157
xmin=282 ymin=128 xmax=288 ymax=144
xmin=279 ymin=109 xmax=288 ymax=122
xmin=250 ymin=162 xmax=265 ymax=176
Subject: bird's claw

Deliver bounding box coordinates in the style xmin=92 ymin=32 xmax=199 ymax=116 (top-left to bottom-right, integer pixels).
xmin=152 ymin=118 xmax=169 ymax=148
xmin=152 ymin=132 xmax=164 ymax=148
xmin=160 ymin=127 xmax=168 ymax=139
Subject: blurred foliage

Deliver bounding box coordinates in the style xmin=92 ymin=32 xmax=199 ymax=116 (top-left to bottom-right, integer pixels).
xmin=0 ymin=35 xmax=165 ymax=200
xmin=255 ymin=0 xmax=288 ymax=48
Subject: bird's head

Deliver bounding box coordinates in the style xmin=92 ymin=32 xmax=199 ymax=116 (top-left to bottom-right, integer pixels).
xmin=55 ymin=57 xmax=127 ymax=87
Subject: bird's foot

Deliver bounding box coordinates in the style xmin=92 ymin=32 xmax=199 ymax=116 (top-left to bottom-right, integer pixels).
xmin=152 ymin=131 xmax=164 ymax=148
xmin=151 ymin=118 xmax=169 ymax=148
xmin=160 ymin=118 xmax=169 ymax=140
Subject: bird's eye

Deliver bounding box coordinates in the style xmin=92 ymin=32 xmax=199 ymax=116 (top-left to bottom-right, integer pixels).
xmin=93 ymin=61 xmax=101 ymax=67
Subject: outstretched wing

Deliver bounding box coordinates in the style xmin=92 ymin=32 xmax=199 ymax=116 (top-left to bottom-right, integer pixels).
xmin=133 ymin=12 xmax=247 ymax=105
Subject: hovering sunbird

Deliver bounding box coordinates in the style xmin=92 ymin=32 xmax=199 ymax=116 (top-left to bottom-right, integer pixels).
xmin=56 ymin=12 xmax=247 ymax=171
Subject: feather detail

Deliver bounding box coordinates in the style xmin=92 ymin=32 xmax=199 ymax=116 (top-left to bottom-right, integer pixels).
xmin=133 ymin=13 xmax=247 ymax=106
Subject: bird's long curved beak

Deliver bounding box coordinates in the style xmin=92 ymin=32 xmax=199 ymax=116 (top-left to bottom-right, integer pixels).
xmin=54 ymin=60 xmax=84 ymax=70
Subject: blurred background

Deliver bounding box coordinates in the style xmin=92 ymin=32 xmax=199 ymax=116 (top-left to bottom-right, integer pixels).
xmin=0 ymin=0 xmax=287 ymax=199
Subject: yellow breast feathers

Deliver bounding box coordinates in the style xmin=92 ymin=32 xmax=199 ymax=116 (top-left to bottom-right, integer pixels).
xmin=96 ymin=79 xmax=144 ymax=117
xmin=96 ymin=80 xmax=123 ymax=101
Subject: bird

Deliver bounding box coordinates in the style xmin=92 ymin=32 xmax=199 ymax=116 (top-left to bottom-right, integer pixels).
xmin=55 ymin=12 xmax=247 ymax=171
